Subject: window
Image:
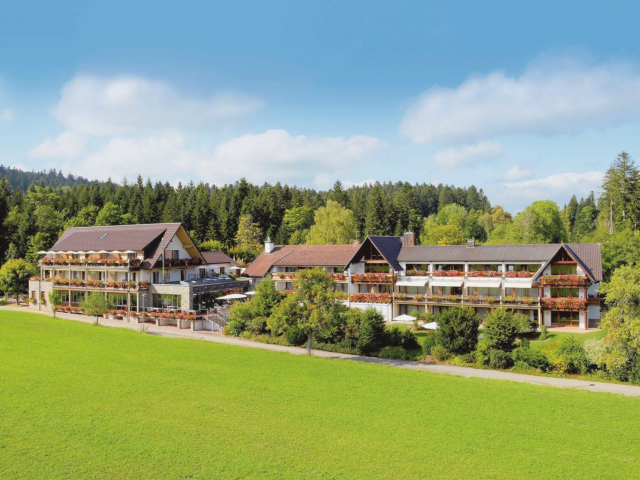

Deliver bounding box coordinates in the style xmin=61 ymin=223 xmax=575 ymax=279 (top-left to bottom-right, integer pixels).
xmin=406 ymin=264 xmax=429 ymax=271
xmin=31 ymin=291 xmax=36 ymax=299
xmin=127 ymin=253 xmax=136 ymax=260
xmin=551 ymin=265 xmax=577 ymax=275
xmin=165 ymin=250 xmax=178 ymax=260
xmin=220 ymin=267 xmax=225 ymax=274
xmin=98 ymin=272 xmax=105 ymax=281
xmin=550 ymin=288 xmax=579 ymax=298
xmin=152 ymin=294 xmax=181 ymax=308
xmin=181 ymin=270 xmax=186 ymax=281
xmin=152 ymin=272 xmax=161 ymax=284
xmin=469 ymin=264 xmax=501 ymax=272
xmin=365 ymin=264 xmax=390 ymax=273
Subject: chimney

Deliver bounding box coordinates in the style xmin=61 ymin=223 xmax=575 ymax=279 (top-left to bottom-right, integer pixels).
xmin=403 ymin=232 xmax=415 ymax=247
xmin=467 ymin=238 xmax=475 ymax=248
xmin=265 ymin=236 xmax=274 ymax=254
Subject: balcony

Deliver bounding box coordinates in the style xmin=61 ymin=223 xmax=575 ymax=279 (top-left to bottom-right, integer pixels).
xmin=53 ymin=279 xmax=150 ymax=291
xmin=271 ymin=272 xmax=348 ymax=282
xmin=541 ymin=297 xmax=588 ymax=310
xmin=432 ymin=270 xmax=464 ymax=277
xmin=541 ymin=275 xmax=587 ymax=286
xmin=393 ymin=293 xmax=426 ymax=302
xmin=349 ymin=293 xmax=393 ymax=304
xmin=427 ymin=294 xmax=463 ymax=304
xmin=465 ymin=295 xmax=500 ymax=305
xmin=351 ymin=273 xmax=395 ymax=284
xmin=502 ymin=296 xmax=540 ymax=307
xmin=42 ymin=258 xmax=142 ymax=269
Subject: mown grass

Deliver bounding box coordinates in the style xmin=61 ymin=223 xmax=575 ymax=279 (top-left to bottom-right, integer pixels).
xmin=1 ymin=310 xmax=639 ymax=479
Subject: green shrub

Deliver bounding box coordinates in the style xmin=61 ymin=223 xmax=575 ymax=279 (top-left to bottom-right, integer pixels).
xmin=387 ymin=326 xmax=403 ymax=347
xmin=238 ymin=331 xmax=252 ymax=339
xmin=312 ymin=342 xmax=359 ymax=355
xmin=248 ymin=316 xmax=267 ymax=335
xmin=539 ymin=325 xmax=548 ymax=341
xmin=431 ymin=345 xmax=450 ymax=361
xmin=422 ymin=331 xmax=438 ymax=355
xmin=436 ymin=306 xmax=480 ymax=355
xmin=511 ymin=347 xmax=549 ymax=371
xmin=400 ymin=329 xmax=420 ymax=351
xmin=489 ymin=350 xmax=514 ymax=369
xmin=513 ymin=361 xmax=533 ymax=371
xmin=514 ymin=313 xmax=538 ymax=335
xmin=378 ymin=346 xmax=405 ymax=359
xmin=227 ymin=321 xmax=245 ymax=337
xmin=519 ymin=337 xmax=530 ymax=350
xmin=450 ymin=352 xmax=476 ymax=367
xmin=286 ymin=326 xmax=307 ymax=346
xmin=484 ymin=309 xmax=520 ymax=352
xmin=584 ymin=338 xmax=606 ymax=367
xmin=547 ymin=336 xmax=589 ymax=374
xmin=357 ymin=308 xmax=387 ymax=355
xmin=222 ymin=325 xmax=230 ymax=336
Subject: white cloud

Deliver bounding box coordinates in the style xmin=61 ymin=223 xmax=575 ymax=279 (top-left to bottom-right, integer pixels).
xmin=1 ymin=109 xmax=13 ymax=122
xmin=201 ymin=129 xmax=382 ymax=185
xmin=433 ymin=141 xmax=503 ymax=167
xmin=505 ymin=171 xmax=604 ymax=199
xmin=76 ymin=133 xmax=199 ymax=182
xmin=54 ymin=74 xmax=261 ymax=136
xmin=29 ymin=131 xmax=86 ymax=159
xmin=400 ymin=57 xmax=640 ymax=144
xmin=75 ymin=129 xmax=382 ymax=186
xmin=503 ymin=165 xmax=534 ymax=182
xmin=342 ymin=178 xmax=377 ymax=188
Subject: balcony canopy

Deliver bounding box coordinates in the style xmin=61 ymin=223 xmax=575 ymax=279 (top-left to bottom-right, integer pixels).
xmin=466 ymin=279 xmax=502 ymax=289
xmin=431 ymin=279 xmax=464 ymax=287
xmin=396 ymin=279 xmax=428 ymax=287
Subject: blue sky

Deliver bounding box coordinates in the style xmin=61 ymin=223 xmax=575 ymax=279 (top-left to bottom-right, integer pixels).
xmin=1 ymin=0 xmax=639 ymax=212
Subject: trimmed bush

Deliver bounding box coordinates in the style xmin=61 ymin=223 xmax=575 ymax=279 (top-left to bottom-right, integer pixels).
xmin=489 ymin=350 xmax=514 ymax=370
xmin=539 ymin=325 xmax=548 ymax=341
xmin=357 ymin=308 xmax=387 ymax=355
xmin=286 ymin=326 xmax=307 ymax=347
xmin=484 ymin=308 xmax=520 ymax=352
xmin=422 ymin=331 xmax=438 ymax=355
xmin=387 ymin=326 xmax=403 ymax=347
xmin=511 ymin=347 xmax=549 ymax=371
xmin=227 ymin=321 xmax=244 ymax=337
xmin=431 ymin=345 xmax=450 ymax=361
xmin=400 ymin=329 xmax=420 ymax=351
xmin=547 ymin=336 xmax=589 ymax=374
xmin=436 ymin=306 xmax=480 ymax=355
xmin=222 ymin=325 xmax=230 ymax=336
xmin=378 ymin=346 xmax=422 ymax=361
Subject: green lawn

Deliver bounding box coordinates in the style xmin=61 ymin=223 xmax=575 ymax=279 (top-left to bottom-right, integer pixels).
xmin=529 ymin=329 xmax=606 ymax=351
xmin=1 ymin=311 xmax=639 ymax=479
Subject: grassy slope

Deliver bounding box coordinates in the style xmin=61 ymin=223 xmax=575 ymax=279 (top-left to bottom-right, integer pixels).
xmin=1 ymin=311 xmax=639 ymax=479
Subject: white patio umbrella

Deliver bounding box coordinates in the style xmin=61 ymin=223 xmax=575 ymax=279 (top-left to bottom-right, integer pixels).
xmin=245 ymin=291 xmax=257 ymax=296
xmin=217 ymin=293 xmax=247 ymax=300
xmin=423 ymin=322 xmax=438 ymax=330
xmin=392 ymin=314 xmax=416 ymax=322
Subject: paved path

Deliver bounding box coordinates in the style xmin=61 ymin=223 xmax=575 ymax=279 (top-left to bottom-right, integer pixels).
xmin=3 ymin=305 xmax=640 ymax=398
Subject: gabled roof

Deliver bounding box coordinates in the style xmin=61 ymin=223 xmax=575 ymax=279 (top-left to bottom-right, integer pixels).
xmin=47 ymin=223 xmax=204 ymax=270
xmin=398 ymin=242 xmax=602 ymax=282
xmin=202 ymin=251 xmax=241 ymax=267
xmin=243 ymin=244 xmax=360 ymax=278
xmin=345 ymin=236 xmax=403 ymax=272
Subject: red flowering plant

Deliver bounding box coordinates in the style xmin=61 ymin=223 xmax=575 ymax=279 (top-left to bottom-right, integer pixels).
xmin=406 ymin=269 xmax=430 ymax=276
xmin=116 ymin=310 xmax=126 ymax=316
xmin=41 ymin=258 xmax=53 ymax=265
xmin=468 ymin=270 xmax=501 ymax=277
xmin=394 ymin=293 xmax=408 ymax=300
xmin=542 ymin=297 xmax=588 ymax=309
xmin=54 ymin=278 xmax=70 ymax=286
xmin=351 ymin=273 xmax=394 ymax=284
xmin=139 ymin=281 xmax=150 ymax=289
xmin=541 ymin=275 xmax=586 ymax=286
xmin=432 ymin=270 xmax=461 ymax=277
xmin=327 ymin=273 xmax=346 ymax=280
xmin=414 ymin=294 xmax=426 ymax=302
xmin=505 ymin=271 xmax=533 ymax=278
xmin=349 ymin=293 xmax=392 ymax=304
xmin=29 ymin=275 xmax=40 ymax=281
xmin=129 ymin=258 xmax=141 ymax=267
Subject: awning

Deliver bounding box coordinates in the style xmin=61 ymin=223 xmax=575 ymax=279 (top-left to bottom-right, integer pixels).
xmin=392 ymin=314 xmax=415 ymax=322
xmin=430 ymin=279 xmax=464 ymax=287
xmin=504 ymin=280 xmax=533 ymax=289
xmin=423 ymin=322 xmax=438 ymax=330
xmin=465 ymin=279 xmax=502 ymax=289
xmin=395 ymin=279 xmax=428 ymax=287
xmin=217 ymin=294 xmax=247 ymax=300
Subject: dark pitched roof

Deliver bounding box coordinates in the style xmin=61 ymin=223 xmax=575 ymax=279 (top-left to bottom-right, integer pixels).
xmin=345 ymin=236 xmax=403 ymax=272
xmin=202 ymin=251 xmax=241 ymax=267
xmin=398 ymin=243 xmax=603 ymax=282
xmin=243 ymin=244 xmax=359 ymax=278
xmin=50 ymin=224 xmax=175 ymax=252
xmin=48 ymin=223 xmax=191 ymax=270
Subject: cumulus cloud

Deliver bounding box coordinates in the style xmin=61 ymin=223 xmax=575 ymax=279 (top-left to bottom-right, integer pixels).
xmin=342 ymin=178 xmax=377 ymax=188
xmin=505 ymin=171 xmax=604 ymax=199
xmin=54 ymin=74 xmax=261 ymax=136
xmin=503 ymin=165 xmax=534 ymax=182
xmin=1 ymin=109 xmax=13 ymax=122
xmin=201 ymin=129 xmax=382 ymax=185
xmin=29 ymin=131 xmax=86 ymax=159
xmin=75 ymin=129 xmax=382 ymax=186
xmin=433 ymin=141 xmax=503 ymax=167
xmin=400 ymin=58 xmax=640 ymax=144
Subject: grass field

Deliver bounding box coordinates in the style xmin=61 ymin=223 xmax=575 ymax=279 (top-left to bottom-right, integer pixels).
xmin=1 ymin=311 xmax=639 ymax=479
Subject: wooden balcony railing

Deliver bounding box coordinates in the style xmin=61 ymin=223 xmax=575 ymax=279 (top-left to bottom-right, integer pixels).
xmin=541 ymin=297 xmax=588 ymax=310
xmin=541 ymin=275 xmax=587 ymax=286
xmin=351 ymin=273 xmax=395 ymax=284
xmin=53 ymin=279 xmax=150 ymax=290
xmin=349 ymin=293 xmax=393 ymax=304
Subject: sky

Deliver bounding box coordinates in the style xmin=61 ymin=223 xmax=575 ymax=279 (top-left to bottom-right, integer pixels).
xmin=1 ymin=0 xmax=639 ymax=213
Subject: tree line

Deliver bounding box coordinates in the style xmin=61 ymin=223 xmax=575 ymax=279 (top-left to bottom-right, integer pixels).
xmin=0 ymin=152 xmax=637 ymax=280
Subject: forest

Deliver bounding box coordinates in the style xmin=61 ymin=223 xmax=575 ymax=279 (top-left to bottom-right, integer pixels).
xmin=0 ymin=152 xmax=638 ymax=280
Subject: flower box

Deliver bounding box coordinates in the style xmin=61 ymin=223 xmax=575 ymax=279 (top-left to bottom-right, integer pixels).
xmin=541 ymin=297 xmax=588 ymax=310
xmin=541 ymin=275 xmax=586 ymax=286
xmin=351 ymin=273 xmax=394 ymax=284
xmin=432 ymin=270 xmax=462 ymax=277
xmin=406 ymin=269 xmax=430 ymax=276
xmin=467 ymin=270 xmax=501 ymax=277
xmin=349 ymin=293 xmax=392 ymax=304
xmin=505 ymin=271 xmax=533 ymax=278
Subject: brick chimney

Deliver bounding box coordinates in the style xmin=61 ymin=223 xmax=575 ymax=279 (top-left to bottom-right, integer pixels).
xmin=403 ymin=232 xmax=415 ymax=247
